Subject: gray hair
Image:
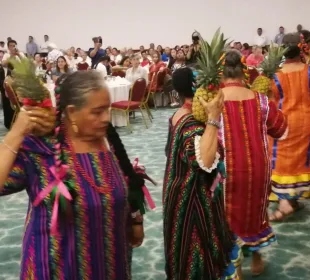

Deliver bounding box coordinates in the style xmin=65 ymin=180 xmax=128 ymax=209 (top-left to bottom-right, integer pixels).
xmin=58 ymin=70 xmax=107 ymax=111
xmin=129 ymin=53 xmax=140 ymax=60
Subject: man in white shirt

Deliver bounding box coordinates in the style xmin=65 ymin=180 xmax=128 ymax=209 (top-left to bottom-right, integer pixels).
xmin=47 ymin=43 xmax=63 ymax=62
xmin=40 ymin=35 xmax=50 ymax=57
xmin=254 ymin=28 xmax=268 ymax=47
xmin=2 ymin=39 xmax=25 ymax=69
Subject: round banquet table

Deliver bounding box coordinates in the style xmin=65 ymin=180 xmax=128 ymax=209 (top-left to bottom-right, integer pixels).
xmin=106 ymin=78 xmax=131 ymax=127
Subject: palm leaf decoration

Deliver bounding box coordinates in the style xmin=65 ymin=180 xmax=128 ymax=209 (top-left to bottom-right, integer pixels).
xmin=195 ymin=28 xmax=230 ymax=88
xmin=9 ymin=57 xmax=50 ymax=101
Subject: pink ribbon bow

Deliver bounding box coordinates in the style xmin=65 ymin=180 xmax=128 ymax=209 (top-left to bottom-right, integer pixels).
xmin=132 ymin=158 xmax=156 ymax=210
xmin=33 ymin=165 xmax=72 ymax=235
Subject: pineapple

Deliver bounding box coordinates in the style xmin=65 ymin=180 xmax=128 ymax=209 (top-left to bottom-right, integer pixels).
xmin=251 ymin=43 xmax=288 ymax=96
xmin=192 ymin=28 xmax=229 ymax=123
xmin=9 ymin=57 xmax=51 ymax=103
xmin=9 ymin=57 xmax=55 ymax=135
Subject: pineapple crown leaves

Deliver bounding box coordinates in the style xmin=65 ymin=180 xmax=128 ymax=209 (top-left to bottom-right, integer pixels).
xmin=259 ymin=42 xmax=288 ymax=79
xmin=196 ymin=28 xmax=230 ymax=88
xmin=9 ymin=57 xmax=50 ymax=101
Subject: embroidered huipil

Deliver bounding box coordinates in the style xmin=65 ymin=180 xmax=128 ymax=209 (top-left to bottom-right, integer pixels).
xmin=1 ymin=136 xmax=131 ymax=280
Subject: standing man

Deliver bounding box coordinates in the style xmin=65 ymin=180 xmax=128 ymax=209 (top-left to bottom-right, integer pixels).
xmin=89 ymin=37 xmax=105 ymax=68
xmin=275 ymin=26 xmax=285 ymax=45
xmin=297 ymin=24 xmax=303 ymax=34
xmin=1 ymin=40 xmax=25 ymax=128
xmin=254 ymin=28 xmax=268 ymax=47
xmin=26 ymin=36 xmax=38 ymax=57
xmin=2 ymin=40 xmax=25 ymax=68
xmin=40 ymin=35 xmax=50 ymax=57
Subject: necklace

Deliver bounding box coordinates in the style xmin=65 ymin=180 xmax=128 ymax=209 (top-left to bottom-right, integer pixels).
xmin=64 ymin=132 xmax=112 ymax=194
xmin=224 ymin=82 xmax=244 ymax=88
xmin=182 ymin=101 xmax=192 ymax=110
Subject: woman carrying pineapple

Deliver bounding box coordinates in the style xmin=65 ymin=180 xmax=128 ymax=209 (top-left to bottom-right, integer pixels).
xmin=263 ymin=34 xmax=310 ymax=221
xmin=163 ymin=66 xmax=241 ymax=279
xmin=192 ymin=30 xmax=288 ymax=276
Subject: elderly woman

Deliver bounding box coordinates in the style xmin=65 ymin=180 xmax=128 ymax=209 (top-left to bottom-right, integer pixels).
xmin=246 ymin=46 xmax=264 ymax=67
xmin=125 ymin=54 xmax=148 ymax=84
xmin=0 ymin=71 xmax=147 ymax=279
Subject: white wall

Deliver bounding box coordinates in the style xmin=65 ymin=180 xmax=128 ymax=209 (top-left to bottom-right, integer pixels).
xmin=1 ymin=0 xmax=308 ymax=52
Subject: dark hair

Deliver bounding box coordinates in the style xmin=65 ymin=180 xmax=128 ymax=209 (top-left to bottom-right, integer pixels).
xmin=258 ymin=28 xmax=262 ymax=31
xmin=172 ymin=67 xmax=195 ymax=98
xmin=141 ymin=50 xmax=147 ymax=54
xmin=243 ymin=43 xmax=250 ymax=50
xmin=56 ymin=56 xmax=69 ymax=73
xmin=301 ymin=30 xmax=310 ymax=41
xmin=223 ymin=51 xmax=244 ymax=79
xmin=0 ymin=41 xmax=4 ymax=45
xmin=282 ymin=33 xmax=302 ymax=59
xmin=29 ymin=36 xmax=33 ymax=39
xmin=120 ymin=56 xmax=129 ymax=66
xmin=99 ymin=56 xmax=110 ymax=63
xmin=280 ymin=26 xmax=284 ymax=29
xmin=44 ymin=35 xmax=49 ymax=37
xmin=54 ymin=71 xmax=146 ymax=213
xmin=7 ymin=40 xmax=17 ymax=47
xmin=112 ymin=47 xmax=119 ymax=52
xmin=0 ymin=50 xmax=4 ymax=54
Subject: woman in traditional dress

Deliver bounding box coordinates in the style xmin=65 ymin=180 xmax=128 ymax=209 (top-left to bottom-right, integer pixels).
xmin=219 ymin=51 xmax=288 ymax=275
xmin=0 ymin=71 xmax=147 ymax=279
xmin=269 ymin=33 xmax=310 ymax=220
xmin=163 ymin=67 xmax=241 ymax=280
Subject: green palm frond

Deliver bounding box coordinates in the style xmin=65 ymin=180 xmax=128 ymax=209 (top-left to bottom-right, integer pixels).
xmin=9 ymin=57 xmax=49 ymax=101
xmin=259 ymin=43 xmax=288 ymax=78
xmin=196 ymin=28 xmax=228 ymax=88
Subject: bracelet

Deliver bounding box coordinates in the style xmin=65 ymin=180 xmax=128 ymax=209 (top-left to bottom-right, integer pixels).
xmin=2 ymin=140 xmax=18 ymax=154
xmin=206 ymin=119 xmax=221 ymax=129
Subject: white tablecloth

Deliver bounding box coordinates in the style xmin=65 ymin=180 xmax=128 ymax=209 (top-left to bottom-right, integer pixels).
xmin=45 ymin=77 xmax=132 ymax=127
xmin=106 ymin=77 xmax=131 ymax=127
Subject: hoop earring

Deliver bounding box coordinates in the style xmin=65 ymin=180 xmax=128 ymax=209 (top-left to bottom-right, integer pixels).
xmin=71 ymin=121 xmax=79 ymax=134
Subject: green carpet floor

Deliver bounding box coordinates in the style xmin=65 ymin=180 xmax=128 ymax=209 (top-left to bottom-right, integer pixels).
xmin=0 ymin=108 xmax=309 ymax=280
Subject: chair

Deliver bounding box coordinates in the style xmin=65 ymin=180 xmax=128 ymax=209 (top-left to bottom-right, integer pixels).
xmin=248 ymin=67 xmax=259 ymax=84
xmin=112 ymin=70 xmax=126 ymax=78
xmin=142 ymin=74 xmax=156 ymax=122
xmin=111 ymin=78 xmax=148 ymax=132
xmin=3 ymin=79 xmax=21 ymax=128
xmin=150 ymin=70 xmax=168 ymax=109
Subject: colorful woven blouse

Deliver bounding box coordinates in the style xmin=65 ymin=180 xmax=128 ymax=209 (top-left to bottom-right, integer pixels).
xmin=163 ymin=114 xmax=240 ymax=280
xmin=219 ymin=92 xmax=287 ymax=251
xmin=1 ymin=136 xmax=132 ymax=280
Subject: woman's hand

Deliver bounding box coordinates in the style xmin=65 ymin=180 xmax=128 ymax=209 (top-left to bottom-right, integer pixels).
xmin=131 ymin=224 xmax=144 ymax=248
xmin=198 ymin=90 xmax=224 ymax=120
xmin=11 ymin=107 xmax=55 ymax=137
